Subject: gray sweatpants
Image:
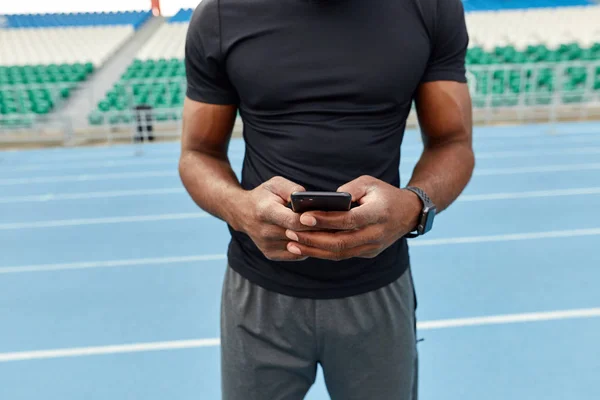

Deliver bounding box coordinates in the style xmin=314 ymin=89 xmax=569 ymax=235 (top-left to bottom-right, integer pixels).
xmin=220 ymin=266 xmax=418 ymax=400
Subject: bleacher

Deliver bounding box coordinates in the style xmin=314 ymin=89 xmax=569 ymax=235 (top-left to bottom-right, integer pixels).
xmin=0 ymin=11 xmax=151 ymax=129
xmin=87 ymin=1 xmax=600 ymax=128
xmin=168 ymin=8 xmax=194 ymax=24
xmin=5 ymin=1 xmax=600 ymax=132
xmin=465 ymin=4 xmax=600 ymax=107
xmin=88 ymin=11 xmax=190 ymax=126
xmin=0 ymin=11 xmax=150 ymax=29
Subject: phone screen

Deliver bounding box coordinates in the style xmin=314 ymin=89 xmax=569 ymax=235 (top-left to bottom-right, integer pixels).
xmin=290 ymin=191 xmax=352 ymax=213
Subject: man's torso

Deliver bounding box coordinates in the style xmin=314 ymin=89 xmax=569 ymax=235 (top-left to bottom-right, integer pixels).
xmin=193 ymin=0 xmax=438 ymax=298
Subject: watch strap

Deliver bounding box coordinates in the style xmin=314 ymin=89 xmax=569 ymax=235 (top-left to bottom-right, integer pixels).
xmin=405 ymin=186 xmax=434 ymax=209
xmin=404 ymin=186 xmax=435 ymax=237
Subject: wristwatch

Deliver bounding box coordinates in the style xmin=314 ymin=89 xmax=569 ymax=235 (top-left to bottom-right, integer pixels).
xmin=404 ymin=186 xmax=436 ymax=238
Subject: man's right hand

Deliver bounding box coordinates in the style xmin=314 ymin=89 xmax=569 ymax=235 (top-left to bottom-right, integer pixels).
xmin=233 ymin=176 xmax=312 ymax=262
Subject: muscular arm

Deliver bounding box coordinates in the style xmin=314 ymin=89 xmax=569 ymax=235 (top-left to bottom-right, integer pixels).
xmin=408 ymin=80 xmax=475 ymax=212
xmin=283 ymin=81 xmax=474 ymax=260
xmin=178 ymin=98 xmax=245 ymax=230
xmin=279 ymin=1 xmax=473 ymax=259
xmin=179 ymin=98 xmax=309 ymax=261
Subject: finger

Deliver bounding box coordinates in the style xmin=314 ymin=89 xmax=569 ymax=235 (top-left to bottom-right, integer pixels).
xmin=263 ymin=176 xmax=306 ymax=204
xmin=285 ymin=225 xmax=382 ymax=252
xmin=256 ymin=225 xmax=324 ymax=245
xmin=337 ymin=175 xmax=375 ymax=203
xmin=264 ymin=250 xmax=309 ymax=262
xmin=286 ymin=241 xmax=380 ymax=261
xmin=300 ymin=204 xmax=378 ymax=230
xmin=261 ymin=203 xmax=316 ymax=231
xmin=259 ymin=241 xmax=309 ymax=262
xmin=257 ymin=225 xmax=289 ymax=241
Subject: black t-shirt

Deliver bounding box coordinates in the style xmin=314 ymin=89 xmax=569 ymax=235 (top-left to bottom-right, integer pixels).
xmin=185 ymin=0 xmax=468 ymax=299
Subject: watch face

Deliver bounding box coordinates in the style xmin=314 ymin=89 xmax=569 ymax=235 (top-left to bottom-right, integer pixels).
xmin=422 ymin=207 xmax=436 ymax=234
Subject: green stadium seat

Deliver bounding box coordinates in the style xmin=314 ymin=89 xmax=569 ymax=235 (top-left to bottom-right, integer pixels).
xmin=155 ymin=112 xmax=169 ymax=121
xmin=108 ymin=114 xmax=121 ymax=124
xmin=0 ymin=62 xmax=93 ymax=117
xmin=98 ymin=101 xmax=111 ymax=112
xmin=91 ymin=44 xmax=596 ymax=116
xmin=88 ymin=112 xmax=104 ymax=125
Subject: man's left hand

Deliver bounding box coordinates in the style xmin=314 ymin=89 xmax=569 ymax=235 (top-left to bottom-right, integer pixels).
xmin=285 ymin=175 xmax=423 ymax=261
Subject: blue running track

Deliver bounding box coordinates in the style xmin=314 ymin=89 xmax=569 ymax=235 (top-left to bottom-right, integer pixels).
xmin=0 ymin=121 xmax=599 ymax=399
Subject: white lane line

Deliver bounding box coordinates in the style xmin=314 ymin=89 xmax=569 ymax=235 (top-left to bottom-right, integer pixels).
xmin=1 ymin=307 xmax=599 ymax=362
xmin=2 ymin=161 xmax=600 ymax=186
xmin=360 ymin=134 xmax=600 ymax=153
xmin=0 ymin=188 xmax=184 ymax=203
xmin=0 ymin=146 xmax=181 ymax=162
xmin=546 ymin=129 xmax=600 ymax=137
xmin=473 ymin=134 xmax=600 ymax=147
xmin=473 ymin=147 xmax=600 ymax=159
xmin=2 ymin=186 xmax=600 ymax=205
xmin=473 ymin=128 xmax=600 ymax=138
xmin=474 ymin=162 xmax=600 ymax=176
xmin=8 ymin=146 xmax=600 ymax=172
xmin=458 ymin=187 xmax=600 ymax=201
xmin=5 ymin=141 xmax=600 ymax=177
xmin=2 ymin=128 xmax=599 ymax=164
xmin=4 ymin=158 xmax=177 ymax=172
xmin=417 ymin=308 xmax=600 ymax=330
xmin=0 ymin=171 xmax=174 ymax=186
xmin=0 ymin=339 xmax=222 ymax=363
xmin=0 ymin=213 xmax=208 ymax=230
xmin=0 ymin=255 xmax=226 ymax=275
xmin=401 ymin=146 xmax=600 ymax=163
xmin=411 ymin=228 xmax=600 ymax=246
xmin=3 ymin=227 xmax=600 ymax=274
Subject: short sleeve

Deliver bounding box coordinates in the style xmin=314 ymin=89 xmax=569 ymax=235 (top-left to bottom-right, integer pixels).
xmin=420 ymin=0 xmax=469 ymax=84
xmin=185 ymin=0 xmax=239 ymax=105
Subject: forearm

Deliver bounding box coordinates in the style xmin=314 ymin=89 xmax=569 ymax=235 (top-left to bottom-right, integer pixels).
xmin=179 ymin=150 xmax=246 ymax=230
xmin=407 ymin=140 xmax=474 ymax=212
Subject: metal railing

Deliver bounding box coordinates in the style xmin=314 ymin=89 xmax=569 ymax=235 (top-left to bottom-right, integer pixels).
xmin=1 ymin=61 xmax=600 ymax=145
xmin=465 ymin=61 xmax=600 ymax=124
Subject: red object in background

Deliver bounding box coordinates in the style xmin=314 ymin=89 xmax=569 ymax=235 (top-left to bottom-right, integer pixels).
xmin=151 ymin=0 xmax=161 ymax=16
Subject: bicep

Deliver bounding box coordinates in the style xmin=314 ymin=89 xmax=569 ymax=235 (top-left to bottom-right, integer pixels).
xmin=181 ymin=0 xmax=239 ymax=156
xmin=181 ymin=97 xmax=238 ymax=156
xmin=414 ymin=81 xmax=472 ymax=147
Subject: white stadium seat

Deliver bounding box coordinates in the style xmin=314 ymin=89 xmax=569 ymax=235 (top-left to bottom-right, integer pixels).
xmin=131 ymin=5 xmax=600 ymax=61
xmin=466 ymin=5 xmax=600 ymax=50
xmin=0 ymin=26 xmax=134 ymax=66
xmin=136 ymin=23 xmax=187 ymax=60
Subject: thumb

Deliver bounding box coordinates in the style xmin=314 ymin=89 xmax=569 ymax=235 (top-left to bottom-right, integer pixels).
xmin=263 ymin=176 xmax=306 ymax=203
xmin=337 ymin=175 xmax=375 ymax=204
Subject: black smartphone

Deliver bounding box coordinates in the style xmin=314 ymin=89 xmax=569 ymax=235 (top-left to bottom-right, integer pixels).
xmin=290 ymin=191 xmax=353 ymax=213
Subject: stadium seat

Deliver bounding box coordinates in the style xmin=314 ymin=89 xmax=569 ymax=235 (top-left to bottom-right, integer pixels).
xmin=0 ymin=26 xmax=134 ymax=66
xmin=91 ymin=17 xmax=189 ymax=124
xmin=465 ymin=4 xmax=600 ymax=107
xmin=91 ymin=4 xmax=600 ymax=123
xmin=466 ymin=43 xmax=600 ymax=65
xmin=168 ymin=8 xmax=194 ymax=23
xmin=465 ymin=6 xmax=600 ymax=50
xmin=0 ymin=64 xmax=92 ymax=116
xmin=136 ymin=23 xmax=188 ymax=61
xmin=0 ymin=11 xmax=151 ymax=120
xmin=1 ymin=11 xmax=151 ymax=30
